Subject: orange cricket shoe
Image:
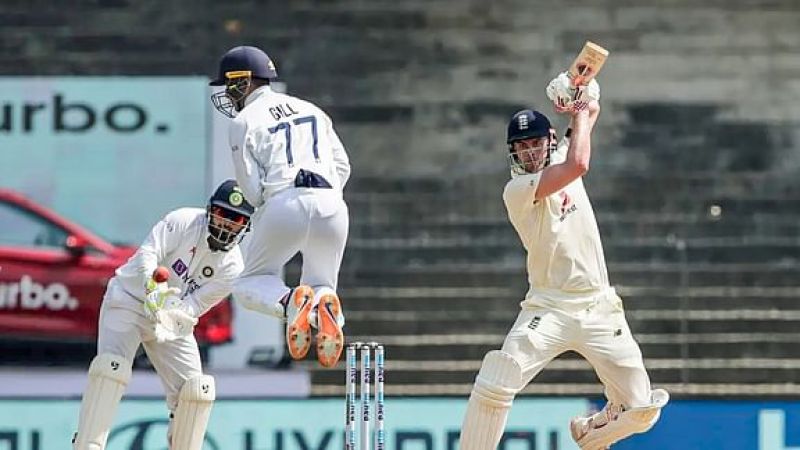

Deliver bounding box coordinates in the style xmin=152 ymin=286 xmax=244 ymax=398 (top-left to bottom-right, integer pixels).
xmin=315 ymin=293 xmax=344 ymax=367
xmin=286 ymin=285 xmax=315 ymax=360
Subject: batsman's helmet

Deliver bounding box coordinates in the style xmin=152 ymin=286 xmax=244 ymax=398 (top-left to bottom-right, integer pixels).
xmin=507 ymin=109 xmax=551 ymax=143
xmin=206 ymin=179 xmax=255 ymax=251
xmin=506 ymin=109 xmax=556 ymax=175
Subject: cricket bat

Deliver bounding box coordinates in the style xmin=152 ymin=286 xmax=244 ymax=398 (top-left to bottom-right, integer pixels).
xmin=568 ymin=41 xmax=609 ymax=86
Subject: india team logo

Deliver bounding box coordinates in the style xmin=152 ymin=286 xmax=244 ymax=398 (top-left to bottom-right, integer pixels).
xmin=229 ymin=190 xmax=244 ymax=206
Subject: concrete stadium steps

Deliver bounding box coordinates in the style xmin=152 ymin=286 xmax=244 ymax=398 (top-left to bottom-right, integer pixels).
xmin=613 ymin=264 xmax=800 ymax=286
xmin=305 ymin=337 xmax=800 ymax=392
xmin=333 ymin=287 xmax=526 ymax=311
xmin=349 ymin=215 xmax=800 ymax=242
xmin=306 ymin=357 xmax=800 ymax=387
xmin=340 ymin=267 xmax=526 ymax=288
xmin=347 ymin=194 xmax=800 ymax=221
xmin=314 ymin=335 xmax=800 ymax=362
xmin=295 ymin=191 xmax=800 ymax=399
xmin=342 ymin=238 xmax=800 ymax=265
xmin=0 ymin=10 xmax=67 ymax=28
xmin=585 ymin=171 xmax=800 ymax=199
xmin=345 ymin=171 xmax=800 ymax=207
xmin=346 ymin=171 xmax=799 ymax=195
xmin=592 ymin=197 xmax=800 ymax=215
xmin=338 ymin=310 xmax=800 ymax=337
xmin=616 ymin=129 xmax=781 ymax=173
xmin=305 ymin=272 xmax=800 ymax=392
xmin=599 ymin=213 xmax=800 ymax=241
xmin=620 ymin=288 xmax=800 ymax=311
xmin=339 ymin=264 xmax=800 ymax=288
xmin=332 ymin=285 xmax=800 ymax=313
xmin=312 ymin=382 xmax=800 ymax=398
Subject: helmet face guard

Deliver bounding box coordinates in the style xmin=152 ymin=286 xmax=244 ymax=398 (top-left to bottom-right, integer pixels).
xmin=509 ymin=137 xmax=551 ymax=175
xmin=210 ymin=71 xmax=252 ymax=118
xmin=206 ymin=205 xmax=250 ymax=251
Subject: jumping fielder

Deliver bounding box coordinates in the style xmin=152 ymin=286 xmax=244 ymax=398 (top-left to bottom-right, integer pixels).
xmin=72 ymin=180 xmax=254 ymax=450
xmin=209 ymin=46 xmax=350 ymax=367
xmin=459 ymin=74 xmax=668 ymax=450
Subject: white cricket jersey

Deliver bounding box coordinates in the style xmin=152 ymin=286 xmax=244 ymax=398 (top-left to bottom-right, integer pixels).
xmin=106 ymin=208 xmax=244 ymax=316
xmin=228 ymin=85 xmax=351 ymax=207
xmin=502 ymin=138 xmax=609 ymax=310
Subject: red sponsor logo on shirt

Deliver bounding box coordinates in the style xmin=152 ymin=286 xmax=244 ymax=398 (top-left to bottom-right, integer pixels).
xmin=560 ymin=192 xmax=571 ymax=214
xmin=559 ymin=191 xmax=577 ymax=221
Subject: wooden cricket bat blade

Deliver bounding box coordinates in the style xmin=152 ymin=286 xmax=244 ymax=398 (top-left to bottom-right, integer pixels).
xmin=568 ymin=41 xmax=609 ymax=85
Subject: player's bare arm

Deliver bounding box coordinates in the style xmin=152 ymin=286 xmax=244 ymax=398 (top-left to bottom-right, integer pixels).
xmin=534 ymin=100 xmax=599 ymax=200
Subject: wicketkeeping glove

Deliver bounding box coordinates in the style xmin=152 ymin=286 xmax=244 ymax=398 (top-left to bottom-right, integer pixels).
xmin=144 ymin=285 xmax=181 ymax=322
xmin=153 ymin=293 xmax=198 ymax=343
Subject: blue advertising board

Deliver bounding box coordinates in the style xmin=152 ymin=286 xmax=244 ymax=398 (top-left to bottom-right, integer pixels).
xmin=606 ymin=400 xmax=800 ymax=450
xmin=1 ymin=397 xmax=798 ymax=449
xmin=0 ymin=77 xmax=208 ymax=244
xmin=0 ymin=398 xmax=587 ymax=450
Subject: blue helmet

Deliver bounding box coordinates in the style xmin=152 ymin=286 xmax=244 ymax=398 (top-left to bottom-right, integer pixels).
xmin=209 ymin=46 xmax=278 ymax=86
xmin=506 ymin=109 xmax=555 ymax=175
xmin=208 ymin=179 xmax=255 ymax=217
xmin=507 ymin=109 xmax=551 ymax=144
xmin=210 ymin=46 xmax=278 ymax=117
xmin=206 ymin=179 xmax=254 ymax=251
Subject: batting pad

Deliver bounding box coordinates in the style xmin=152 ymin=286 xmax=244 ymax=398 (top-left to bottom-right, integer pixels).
xmin=459 ymin=350 xmax=523 ymax=450
xmin=73 ymin=353 xmax=132 ymax=450
xmin=575 ymin=388 xmax=669 ymax=450
xmin=170 ymin=375 xmax=216 ymax=450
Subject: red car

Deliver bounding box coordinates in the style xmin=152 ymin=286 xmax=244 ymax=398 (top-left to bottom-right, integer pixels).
xmin=0 ymin=188 xmax=232 ymax=363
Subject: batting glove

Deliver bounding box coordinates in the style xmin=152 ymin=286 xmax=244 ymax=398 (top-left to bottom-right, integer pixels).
xmin=546 ymin=72 xmax=600 ymax=112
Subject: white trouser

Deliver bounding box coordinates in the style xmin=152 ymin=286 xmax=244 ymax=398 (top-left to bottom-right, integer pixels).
xmin=235 ymin=187 xmax=349 ymax=310
xmin=503 ymin=289 xmax=652 ymax=408
xmin=97 ymin=296 xmax=203 ymax=411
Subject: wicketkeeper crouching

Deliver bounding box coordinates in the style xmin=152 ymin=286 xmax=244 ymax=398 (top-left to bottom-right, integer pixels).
xmin=72 ymin=180 xmax=253 ymax=450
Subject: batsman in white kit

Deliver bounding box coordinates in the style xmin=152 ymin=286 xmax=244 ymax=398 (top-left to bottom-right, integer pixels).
xmin=72 ymin=180 xmax=254 ymax=450
xmin=459 ymin=72 xmax=668 ymax=450
xmin=210 ymin=45 xmax=350 ymax=367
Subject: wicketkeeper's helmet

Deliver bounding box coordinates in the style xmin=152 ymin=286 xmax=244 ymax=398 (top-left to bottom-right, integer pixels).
xmin=206 ymin=179 xmax=254 ymax=251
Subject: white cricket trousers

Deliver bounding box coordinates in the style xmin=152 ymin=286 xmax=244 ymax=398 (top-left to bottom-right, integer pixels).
xmin=503 ymin=288 xmax=653 ymax=408
xmin=97 ymin=288 xmax=203 ymax=411
xmin=235 ymin=187 xmax=349 ymax=311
